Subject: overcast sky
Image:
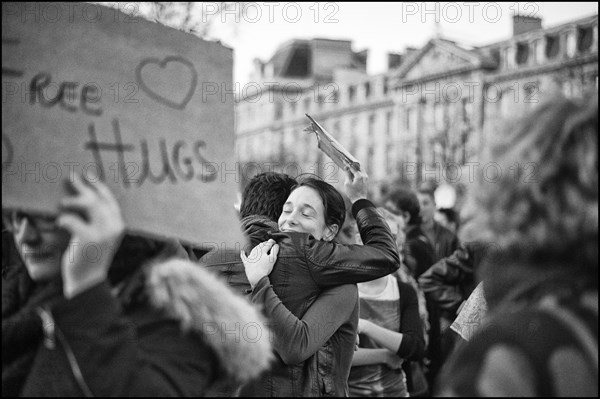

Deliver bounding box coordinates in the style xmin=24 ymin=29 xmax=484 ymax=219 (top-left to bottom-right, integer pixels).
xmin=201 ymin=2 xmax=598 ymax=85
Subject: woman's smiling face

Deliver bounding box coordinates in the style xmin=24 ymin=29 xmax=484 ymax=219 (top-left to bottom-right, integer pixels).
xmin=278 ymin=186 xmax=334 ymax=241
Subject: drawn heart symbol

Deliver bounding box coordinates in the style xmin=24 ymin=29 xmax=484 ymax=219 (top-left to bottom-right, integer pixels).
xmin=135 ymin=56 xmax=198 ymax=110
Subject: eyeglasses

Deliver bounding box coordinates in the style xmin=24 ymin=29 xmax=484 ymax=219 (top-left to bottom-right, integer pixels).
xmin=4 ymin=211 xmax=58 ymax=233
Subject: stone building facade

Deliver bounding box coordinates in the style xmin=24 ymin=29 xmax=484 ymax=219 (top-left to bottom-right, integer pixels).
xmin=235 ymin=14 xmax=598 ymax=195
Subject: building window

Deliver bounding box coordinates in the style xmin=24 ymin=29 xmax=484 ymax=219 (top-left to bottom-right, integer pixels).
xmin=303 ymin=129 xmax=312 ymax=162
xmin=386 ymin=144 xmax=394 ymax=175
xmin=364 ymin=82 xmax=371 ymax=99
xmin=367 ymin=116 xmax=375 ymax=174
xmin=434 ymin=103 xmax=445 ymax=131
xmin=385 ymin=111 xmax=392 ymax=138
xmin=317 ymin=94 xmax=325 ymax=108
xmin=545 ymin=35 xmax=560 ymax=59
xmin=247 ymin=106 xmax=254 ymax=122
xmin=516 ymin=42 xmax=529 ymax=65
xmin=331 ymin=90 xmax=339 ymax=104
xmin=349 ymin=118 xmax=358 ymax=155
xmin=333 ymin=120 xmax=341 ymax=141
xmin=490 ymin=48 xmax=501 ymax=66
xmin=304 ymin=97 xmax=311 ymax=112
xmin=368 ymin=114 xmax=376 ymax=137
xmin=383 ymin=77 xmax=389 ymax=95
xmin=578 ymin=26 xmax=594 ymax=52
xmin=275 ymin=102 xmax=283 ymax=120
xmin=348 ymin=85 xmax=356 ymax=103
xmin=367 ymin=144 xmax=374 ymax=175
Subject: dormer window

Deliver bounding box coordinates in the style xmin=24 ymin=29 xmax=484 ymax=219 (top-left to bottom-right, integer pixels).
xmin=545 ymin=35 xmax=560 ymax=59
xmin=516 ymin=42 xmax=529 ymax=65
xmin=577 ymin=26 xmax=593 ymax=53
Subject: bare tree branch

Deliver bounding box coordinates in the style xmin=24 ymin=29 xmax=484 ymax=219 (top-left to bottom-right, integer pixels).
xmin=100 ymin=2 xmax=247 ymax=39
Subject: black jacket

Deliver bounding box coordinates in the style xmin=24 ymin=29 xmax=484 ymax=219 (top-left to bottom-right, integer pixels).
xmin=426 ymin=221 xmax=459 ymax=263
xmin=404 ymin=225 xmax=436 ymax=279
xmin=418 ymin=242 xmax=489 ymax=319
xmin=3 ymin=258 xmax=272 ymax=397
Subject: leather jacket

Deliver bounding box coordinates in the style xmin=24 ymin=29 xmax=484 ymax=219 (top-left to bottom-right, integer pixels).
xmin=205 ymin=199 xmax=400 ymax=318
xmin=238 ymin=198 xmax=400 ymax=396
xmin=418 ymin=242 xmax=489 ymax=319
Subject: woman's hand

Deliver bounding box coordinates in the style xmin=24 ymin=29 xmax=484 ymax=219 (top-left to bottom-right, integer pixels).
xmin=241 ymin=239 xmax=279 ymax=289
xmin=344 ymin=165 xmax=368 ymax=203
xmin=57 ymin=175 xmax=125 ymax=299
xmin=385 ymin=352 xmax=404 ymax=370
xmin=358 ymin=318 xmax=372 ymax=335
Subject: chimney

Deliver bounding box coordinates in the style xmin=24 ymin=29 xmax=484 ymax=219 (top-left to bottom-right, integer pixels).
xmin=513 ymin=14 xmax=542 ymax=36
xmin=353 ymin=49 xmax=368 ymax=72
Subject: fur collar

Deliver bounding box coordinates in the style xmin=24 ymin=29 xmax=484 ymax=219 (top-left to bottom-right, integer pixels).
xmin=144 ymin=258 xmax=273 ymax=383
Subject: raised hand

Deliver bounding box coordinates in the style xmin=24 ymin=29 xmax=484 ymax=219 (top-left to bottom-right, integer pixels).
xmin=344 ymin=165 xmax=368 ymax=203
xmin=57 ymin=175 xmax=125 ymax=299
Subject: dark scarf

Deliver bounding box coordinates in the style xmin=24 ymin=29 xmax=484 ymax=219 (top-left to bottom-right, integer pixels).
xmin=2 ymin=264 xmax=63 ymax=397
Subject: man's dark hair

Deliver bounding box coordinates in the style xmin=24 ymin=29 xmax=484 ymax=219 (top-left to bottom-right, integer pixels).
xmin=437 ymin=207 xmax=457 ymax=225
xmin=240 ymin=172 xmax=297 ymax=222
xmin=417 ymin=186 xmax=436 ymax=202
xmin=384 ymin=187 xmax=422 ymax=226
xmin=418 ymin=180 xmax=437 ymax=196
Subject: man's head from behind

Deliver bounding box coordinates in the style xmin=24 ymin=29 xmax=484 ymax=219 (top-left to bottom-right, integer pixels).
xmin=240 ymin=172 xmax=297 ymax=222
xmin=383 ymin=187 xmax=422 ymax=228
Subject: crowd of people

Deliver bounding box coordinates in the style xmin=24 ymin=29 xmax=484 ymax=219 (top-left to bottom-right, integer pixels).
xmin=2 ymin=93 xmax=597 ymax=396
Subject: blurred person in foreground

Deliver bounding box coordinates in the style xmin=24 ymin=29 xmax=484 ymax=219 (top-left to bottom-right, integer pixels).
xmin=2 ymin=176 xmax=272 ymax=396
xmin=436 ymin=95 xmax=598 ymax=396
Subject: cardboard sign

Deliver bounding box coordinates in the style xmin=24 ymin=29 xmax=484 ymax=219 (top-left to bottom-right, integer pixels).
xmin=2 ymin=2 xmax=244 ymax=248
